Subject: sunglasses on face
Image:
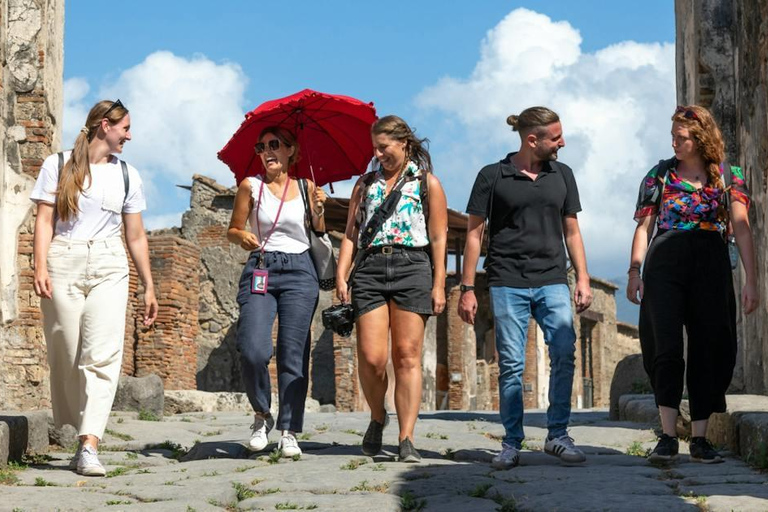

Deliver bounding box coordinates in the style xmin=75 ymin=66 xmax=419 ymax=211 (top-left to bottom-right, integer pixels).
xmin=255 ymin=139 xmax=284 ymax=154
xmin=103 ymin=99 xmax=127 ymax=118
xmin=675 ymin=106 xmax=700 ymax=121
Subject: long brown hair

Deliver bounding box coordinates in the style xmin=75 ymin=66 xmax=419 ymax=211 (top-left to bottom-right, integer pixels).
xmin=371 ymin=115 xmax=433 ymax=173
xmin=57 ymin=100 xmax=129 ymax=221
xmin=671 ymin=105 xmax=727 ymax=220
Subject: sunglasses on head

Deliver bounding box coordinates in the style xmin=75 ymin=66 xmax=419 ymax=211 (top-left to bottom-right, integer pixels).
xmin=103 ymin=99 xmax=127 ymax=118
xmin=675 ymin=106 xmax=700 ymax=121
xmin=255 ymin=139 xmax=284 ymax=154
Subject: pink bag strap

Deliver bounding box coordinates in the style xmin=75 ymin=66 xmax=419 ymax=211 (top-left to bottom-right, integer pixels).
xmin=255 ymin=177 xmax=291 ymax=256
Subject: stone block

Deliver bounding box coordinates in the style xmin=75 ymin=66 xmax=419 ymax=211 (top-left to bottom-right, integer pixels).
xmin=618 ymin=394 xmax=659 ymax=425
xmin=112 ymin=374 xmax=164 ymax=417
xmin=48 ymin=419 xmax=78 ymax=450
xmin=164 ymin=390 xmax=219 ymax=414
xmin=609 ymin=354 xmax=650 ymax=420
xmin=739 ymin=412 xmax=768 ymax=462
xmin=707 ymin=395 xmax=768 ymax=456
xmin=0 ymin=422 xmax=9 ymax=466
xmin=0 ymin=411 xmax=50 ymax=462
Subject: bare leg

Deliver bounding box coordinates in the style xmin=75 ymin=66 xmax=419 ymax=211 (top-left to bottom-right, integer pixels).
xmin=659 ymin=405 xmax=678 ymax=437
xmin=691 ymin=418 xmax=709 ymax=438
xmin=390 ymin=302 xmax=426 ymax=442
xmin=356 ymin=305 xmax=391 ymax=423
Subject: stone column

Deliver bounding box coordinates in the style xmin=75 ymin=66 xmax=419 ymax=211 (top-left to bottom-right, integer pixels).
xmin=0 ymin=0 xmax=64 ymax=410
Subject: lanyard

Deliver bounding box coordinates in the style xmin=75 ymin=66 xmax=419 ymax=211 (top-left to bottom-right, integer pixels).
xmin=256 ymin=176 xmax=291 ymax=259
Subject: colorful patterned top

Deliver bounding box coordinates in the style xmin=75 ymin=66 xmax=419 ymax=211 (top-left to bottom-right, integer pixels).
xmin=359 ymin=161 xmax=429 ymax=248
xmin=634 ymin=161 xmax=750 ymax=233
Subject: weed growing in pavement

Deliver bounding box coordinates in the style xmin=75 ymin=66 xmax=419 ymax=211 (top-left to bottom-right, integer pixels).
xmin=626 ymin=441 xmax=651 ymax=458
xmin=106 ymin=500 xmax=132 ymax=506
xmin=350 ymin=480 xmax=389 ymax=493
xmin=400 ymin=491 xmax=426 ymax=511
xmin=232 ymin=482 xmax=257 ymax=501
xmin=116 ymin=417 xmax=124 ymax=424
xmin=201 ymin=471 xmax=220 ymax=477
xmin=371 ymin=463 xmax=386 ymax=471
xmin=425 ymin=432 xmax=448 ymax=440
xmin=468 ymin=482 xmax=493 ymax=498
xmin=235 ymin=465 xmax=255 ymax=473
xmin=138 ymin=409 xmax=161 ymax=422
xmin=255 ymin=487 xmax=281 ymax=496
xmin=136 ymin=469 xmax=153 ymax=474
xmin=22 ymin=454 xmax=53 ymax=466
xmin=298 ymin=433 xmax=312 ymax=441
xmin=274 ymin=502 xmax=318 ymax=510
xmin=125 ymin=452 xmax=138 ymax=460
xmin=746 ymin=442 xmax=768 ymax=470
xmin=340 ymin=458 xmax=368 ymax=470
xmin=315 ymin=424 xmax=329 ymax=432
xmin=33 ymin=477 xmax=56 ymax=486
xmin=267 ymin=449 xmax=282 ymax=465
xmin=484 ymin=432 xmax=503 ymax=443
xmin=180 ymin=417 xmax=192 ymax=423
xmin=292 ymin=454 xmax=301 ymax=462
xmin=442 ymin=448 xmax=456 ymax=460
xmin=0 ymin=468 xmax=20 ymax=486
xmin=106 ymin=467 xmax=129 ymax=478
xmin=342 ymin=429 xmax=363 ymax=436
xmin=491 ymin=492 xmax=518 ymax=512
xmin=148 ymin=440 xmax=188 ymax=460
xmin=104 ymin=428 xmax=134 ymax=441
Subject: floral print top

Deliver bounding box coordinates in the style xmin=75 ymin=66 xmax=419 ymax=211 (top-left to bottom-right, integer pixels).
xmin=359 ymin=161 xmax=429 ymax=248
xmin=634 ymin=161 xmax=750 ymax=233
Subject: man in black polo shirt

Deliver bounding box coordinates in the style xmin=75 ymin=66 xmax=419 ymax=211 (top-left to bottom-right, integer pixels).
xmin=458 ymin=106 xmax=593 ymax=469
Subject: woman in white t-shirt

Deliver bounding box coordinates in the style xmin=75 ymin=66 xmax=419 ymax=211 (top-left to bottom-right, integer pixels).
xmin=31 ymin=99 xmax=158 ymax=477
xmin=227 ymin=126 xmax=327 ymax=458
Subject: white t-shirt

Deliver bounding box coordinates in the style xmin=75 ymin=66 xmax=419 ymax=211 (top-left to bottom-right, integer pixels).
xmin=247 ymin=176 xmax=310 ymax=253
xmin=30 ymin=151 xmax=147 ymax=240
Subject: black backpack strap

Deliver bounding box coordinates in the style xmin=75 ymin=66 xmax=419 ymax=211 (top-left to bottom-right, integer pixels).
xmin=297 ymin=178 xmax=313 ymax=237
xmin=58 ymin=152 xmax=64 ymax=171
xmin=119 ymin=159 xmax=130 ymax=206
xmin=419 ymin=170 xmax=430 ymax=235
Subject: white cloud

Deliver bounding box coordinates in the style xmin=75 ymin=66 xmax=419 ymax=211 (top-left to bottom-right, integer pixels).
xmin=416 ymin=7 xmax=675 ymax=278
xmin=63 ymin=51 xmax=249 ymax=225
xmin=143 ymin=211 xmax=184 ymax=231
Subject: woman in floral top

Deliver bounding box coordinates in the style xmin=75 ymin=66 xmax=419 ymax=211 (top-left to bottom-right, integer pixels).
xmin=627 ymin=105 xmax=758 ymax=464
xmin=336 ymin=115 xmax=448 ymax=463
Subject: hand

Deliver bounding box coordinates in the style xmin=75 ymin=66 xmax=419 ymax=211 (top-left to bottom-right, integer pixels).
xmin=432 ymin=286 xmax=446 ymax=315
xmin=742 ymin=281 xmax=759 ymax=314
xmin=240 ymin=231 xmax=260 ymax=251
xmin=574 ymin=279 xmax=593 ymax=313
xmin=33 ymin=267 xmax=52 ymax=299
xmin=313 ymin=186 xmax=327 ymax=205
xmin=458 ymin=290 xmax=478 ymax=325
xmin=626 ymin=275 xmax=644 ymax=305
xmin=143 ymin=287 xmax=159 ymax=326
xmin=336 ymin=280 xmax=350 ymax=304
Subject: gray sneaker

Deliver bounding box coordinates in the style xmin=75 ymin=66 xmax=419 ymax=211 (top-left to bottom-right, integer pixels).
xmin=362 ymin=415 xmax=389 ymax=456
xmin=545 ymin=434 xmax=586 ymax=463
xmin=77 ymin=445 xmax=106 ymax=477
xmin=398 ymin=438 xmax=421 ymax=463
xmin=491 ymin=443 xmax=520 ymax=469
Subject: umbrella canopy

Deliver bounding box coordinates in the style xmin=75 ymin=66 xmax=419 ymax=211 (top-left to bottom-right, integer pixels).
xmin=218 ymin=88 xmax=377 ymax=187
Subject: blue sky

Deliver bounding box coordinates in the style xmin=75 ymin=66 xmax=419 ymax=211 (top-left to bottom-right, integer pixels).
xmin=63 ymin=1 xmax=676 ymax=301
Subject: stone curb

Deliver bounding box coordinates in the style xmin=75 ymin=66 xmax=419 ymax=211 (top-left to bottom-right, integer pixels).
xmin=0 ymin=410 xmax=50 ymax=465
xmin=618 ymin=393 xmax=768 ymax=461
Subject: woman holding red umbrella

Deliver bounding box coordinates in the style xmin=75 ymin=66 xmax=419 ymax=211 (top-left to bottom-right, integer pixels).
xmin=336 ymin=115 xmax=448 ymax=462
xmin=228 ymin=126 xmax=327 ymax=458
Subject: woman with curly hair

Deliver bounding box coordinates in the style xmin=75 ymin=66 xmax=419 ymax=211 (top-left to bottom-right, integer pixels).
xmin=627 ymin=105 xmax=759 ymax=463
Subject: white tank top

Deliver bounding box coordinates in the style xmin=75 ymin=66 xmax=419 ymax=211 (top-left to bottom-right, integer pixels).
xmin=247 ymin=176 xmax=310 ymax=253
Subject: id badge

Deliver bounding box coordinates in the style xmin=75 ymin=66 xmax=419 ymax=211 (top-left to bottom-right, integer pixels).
xmin=251 ymin=269 xmax=269 ymax=294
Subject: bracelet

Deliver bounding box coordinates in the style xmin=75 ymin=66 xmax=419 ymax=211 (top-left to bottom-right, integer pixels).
xmin=627 ymin=265 xmax=641 ymax=274
xmin=313 ymin=204 xmax=325 ymax=217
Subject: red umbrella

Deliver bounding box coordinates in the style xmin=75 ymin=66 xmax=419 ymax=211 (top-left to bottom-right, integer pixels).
xmin=218 ymin=88 xmax=377 ymax=189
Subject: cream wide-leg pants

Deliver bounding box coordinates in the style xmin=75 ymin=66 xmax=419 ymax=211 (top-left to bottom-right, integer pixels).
xmin=41 ymin=236 xmax=129 ymax=439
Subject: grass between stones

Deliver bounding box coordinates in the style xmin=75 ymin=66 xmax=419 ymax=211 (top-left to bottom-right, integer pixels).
xmin=274 ymin=502 xmax=318 ymax=510
xmin=425 ymin=432 xmax=448 ymax=440
xmin=349 ymin=479 xmax=389 ymax=492
xmin=138 ymin=409 xmax=161 ymax=422
xmin=626 ymin=441 xmax=652 ymax=457
xmin=104 ymin=428 xmax=134 ymax=441
xmin=745 ymin=441 xmax=768 ymax=470
xmin=400 ymin=491 xmax=426 ymax=511
xmin=340 ymin=458 xmax=368 ymax=470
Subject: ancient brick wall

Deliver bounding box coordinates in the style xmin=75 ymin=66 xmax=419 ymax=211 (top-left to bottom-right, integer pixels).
xmin=0 ymin=0 xmax=64 ymax=411
xmin=122 ymin=236 xmax=200 ymax=390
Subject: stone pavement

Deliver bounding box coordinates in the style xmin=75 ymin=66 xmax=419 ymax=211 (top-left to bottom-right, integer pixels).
xmin=1 ymin=409 xmax=768 ymax=512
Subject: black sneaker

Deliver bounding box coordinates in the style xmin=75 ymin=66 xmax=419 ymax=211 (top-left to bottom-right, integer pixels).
xmin=398 ymin=438 xmax=422 ymax=463
xmin=689 ymin=437 xmax=724 ymax=464
xmin=362 ymin=416 xmax=389 ymax=456
xmin=648 ymin=434 xmax=679 ymax=462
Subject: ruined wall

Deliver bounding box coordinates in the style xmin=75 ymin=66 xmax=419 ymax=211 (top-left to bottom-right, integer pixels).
xmin=0 ymin=0 xmax=64 ymax=410
xmin=676 ymin=0 xmax=768 ymax=394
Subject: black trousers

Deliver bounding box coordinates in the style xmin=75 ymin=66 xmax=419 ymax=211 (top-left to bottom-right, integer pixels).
xmin=639 ymin=229 xmax=737 ymax=421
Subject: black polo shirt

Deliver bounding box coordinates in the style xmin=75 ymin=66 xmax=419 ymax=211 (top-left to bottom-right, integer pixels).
xmin=465 ymin=152 xmax=581 ymax=288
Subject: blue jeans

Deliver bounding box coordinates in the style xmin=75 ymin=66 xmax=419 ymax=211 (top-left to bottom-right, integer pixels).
xmin=490 ymin=284 xmax=576 ymax=448
xmin=236 ymin=250 xmax=319 ymax=432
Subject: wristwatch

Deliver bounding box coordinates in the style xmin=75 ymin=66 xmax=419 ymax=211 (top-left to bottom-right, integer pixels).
xmin=459 ymin=284 xmax=475 ymax=293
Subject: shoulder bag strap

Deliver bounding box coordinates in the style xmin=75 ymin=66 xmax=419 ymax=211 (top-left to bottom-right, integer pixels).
xmin=298 ymin=178 xmax=313 ymax=238
xmin=120 ymin=159 xmax=130 ymax=204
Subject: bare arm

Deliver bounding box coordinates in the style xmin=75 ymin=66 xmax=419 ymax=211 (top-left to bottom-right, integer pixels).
xmin=32 ymin=202 xmax=56 ymax=299
xmin=227 ymin=180 xmax=260 ymax=251
xmin=626 ymin=214 xmax=655 ymax=304
xmin=457 ymin=214 xmax=485 ymax=325
xmin=427 ymin=174 xmax=448 ymax=315
xmin=124 ymin=213 xmax=158 ymax=326
xmin=731 ymin=201 xmax=759 ymax=314
xmin=335 ymin=177 xmax=365 ymax=303
xmin=563 ymin=214 xmax=592 ymax=313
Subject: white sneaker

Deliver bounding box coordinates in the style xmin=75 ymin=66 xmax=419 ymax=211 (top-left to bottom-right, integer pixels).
xmin=68 ymin=443 xmax=82 ymax=470
xmin=491 ymin=443 xmax=520 ymax=469
xmin=279 ymin=431 xmax=302 ymax=458
xmin=544 ymin=434 xmax=586 ymax=463
xmin=77 ymin=445 xmax=106 ymax=477
xmin=248 ymin=413 xmax=275 ymax=451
